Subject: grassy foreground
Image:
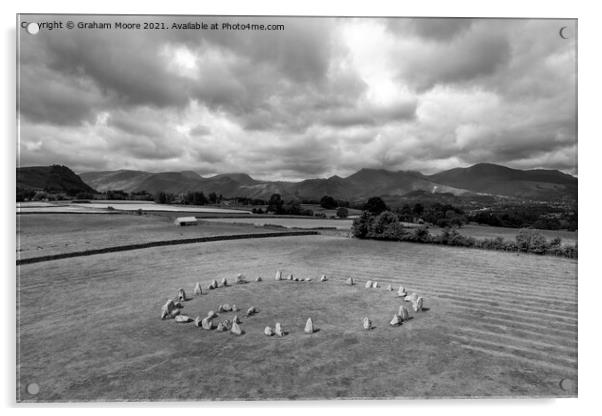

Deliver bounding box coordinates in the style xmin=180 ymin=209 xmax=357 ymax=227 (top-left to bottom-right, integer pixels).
xmin=17 ymin=235 xmax=576 ymax=401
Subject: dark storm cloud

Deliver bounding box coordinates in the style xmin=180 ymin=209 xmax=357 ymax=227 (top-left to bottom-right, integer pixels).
xmin=18 ymin=16 xmax=577 ymax=178
xmin=397 ymin=24 xmax=512 ymax=90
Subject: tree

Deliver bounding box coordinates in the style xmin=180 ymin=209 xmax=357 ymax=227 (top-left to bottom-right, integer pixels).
xmin=268 ymin=193 xmax=284 ymax=214
xmin=336 ymin=207 xmax=349 ymax=218
xmin=320 ymin=195 xmax=338 ymax=209
xmin=413 ymin=203 xmax=424 ymax=216
xmin=363 ymin=197 xmax=388 ymax=215
xmin=351 ymin=211 xmax=372 ymax=238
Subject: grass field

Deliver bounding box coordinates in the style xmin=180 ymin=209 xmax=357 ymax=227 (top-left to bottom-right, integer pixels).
xmin=17 ymin=234 xmax=577 ymax=401
xmin=203 ymin=217 xmax=353 ymax=230
xmin=17 ymin=214 xmax=280 ymax=260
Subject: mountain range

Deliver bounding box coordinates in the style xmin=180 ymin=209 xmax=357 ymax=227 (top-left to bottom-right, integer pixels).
xmin=16 ymin=163 xmax=577 ymax=202
xmin=75 ymin=163 xmax=576 ymax=202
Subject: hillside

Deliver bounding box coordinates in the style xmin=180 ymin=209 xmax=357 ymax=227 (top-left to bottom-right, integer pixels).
xmin=428 ymin=163 xmax=577 ymax=201
xmin=17 ymin=165 xmax=96 ymax=195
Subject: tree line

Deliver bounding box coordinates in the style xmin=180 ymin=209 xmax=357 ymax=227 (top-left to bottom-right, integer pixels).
xmin=351 ymin=209 xmax=577 ymax=259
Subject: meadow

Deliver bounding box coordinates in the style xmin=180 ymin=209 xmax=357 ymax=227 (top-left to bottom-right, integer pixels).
xmin=17 ymin=233 xmax=577 ymax=401
xmin=17 ymin=213 xmax=280 ymax=260
xmin=203 ymin=217 xmax=353 ymax=230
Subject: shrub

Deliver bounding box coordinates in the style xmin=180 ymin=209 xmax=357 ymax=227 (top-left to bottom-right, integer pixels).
xmin=516 ymin=229 xmax=548 ymax=254
xmin=336 ymin=207 xmax=349 ymax=218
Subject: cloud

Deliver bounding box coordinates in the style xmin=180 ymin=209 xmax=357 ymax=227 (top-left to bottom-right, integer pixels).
xmin=18 ymin=16 xmax=577 ymax=179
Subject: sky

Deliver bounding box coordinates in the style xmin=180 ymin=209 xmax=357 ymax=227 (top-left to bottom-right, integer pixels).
xmin=17 ymin=16 xmax=577 ymax=180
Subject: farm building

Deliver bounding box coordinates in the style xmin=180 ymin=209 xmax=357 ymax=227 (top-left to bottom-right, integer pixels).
xmin=174 ymin=216 xmax=198 ymax=226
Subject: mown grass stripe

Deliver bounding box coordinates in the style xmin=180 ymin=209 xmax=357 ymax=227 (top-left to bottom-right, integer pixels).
xmin=448 ymin=334 xmax=577 ymax=370
xmin=453 ymin=326 xmax=577 ymax=355
xmin=451 ymin=343 xmax=577 ymax=374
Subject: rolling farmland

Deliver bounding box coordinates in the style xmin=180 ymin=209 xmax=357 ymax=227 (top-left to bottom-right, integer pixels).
xmin=17 ymin=234 xmax=577 ymax=400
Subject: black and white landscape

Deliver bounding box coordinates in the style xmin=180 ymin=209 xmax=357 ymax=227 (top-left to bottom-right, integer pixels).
xmin=17 ymin=15 xmax=577 ymax=401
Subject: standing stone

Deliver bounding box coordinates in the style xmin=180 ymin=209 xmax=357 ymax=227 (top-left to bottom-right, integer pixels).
xmin=161 ymin=299 xmax=176 ymax=319
xmin=413 ymin=297 xmax=424 ymax=312
xmin=320 ymin=275 xmax=327 ymax=282
xmin=264 ymin=326 xmax=274 ymax=336
xmin=246 ymin=306 xmax=257 ymax=316
xmin=256 ymin=276 xmax=263 ymax=282
xmin=346 ymin=277 xmax=355 ymax=286
xmin=386 ymin=284 xmax=393 ymax=291
xmin=217 ymin=304 xmax=225 ymax=313
xmin=222 ymin=304 xmax=232 ymax=312
xmin=233 ymin=315 xmax=241 ymax=324
xmin=236 ymin=273 xmax=248 ymax=284
xmin=390 ymin=314 xmax=402 ymax=326
xmin=193 ymin=282 xmax=203 ymax=296
xmin=288 ymin=274 xmax=294 ymax=281
xmin=194 ymin=316 xmax=202 ymax=327
xmin=365 ymin=280 xmax=373 ymax=288
xmin=209 ymin=280 xmax=218 ymax=290
xmin=221 ymin=277 xmax=228 ymax=287
xmin=398 ymin=305 xmax=410 ymax=321
xmin=404 ymin=293 xmax=418 ymax=303
xmin=207 ymin=310 xmax=218 ymax=319
xmin=304 ymin=318 xmax=314 ymax=334
xmin=362 ymin=317 xmax=373 ymax=330
xmin=275 ymin=322 xmax=285 ymax=337
xmin=216 ymin=321 xmax=226 ymax=332
xmin=372 ymin=281 xmax=379 ymax=289
xmin=275 ymin=270 xmax=282 ymax=281
xmin=231 ymin=321 xmax=243 ymax=335
xmin=398 ymin=286 xmax=407 ymax=297
xmin=232 ymin=304 xmax=239 ymax=312
xmin=201 ymin=317 xmax=213 ymax=330
xmin=177 ymin=288 xmax=187 ymax=302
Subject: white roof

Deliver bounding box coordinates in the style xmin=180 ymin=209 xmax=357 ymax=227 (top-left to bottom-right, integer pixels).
xmin=174 ymin=216 xmax=197 ymax=223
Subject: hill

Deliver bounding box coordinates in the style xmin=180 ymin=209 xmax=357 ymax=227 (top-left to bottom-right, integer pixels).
xmin=428 ymin=163 xmax=577 ymax=201
xmin=79 ymin=170 xmax=152 ymax=192
xmin=17 ymin=165 xmax=96 ymax=195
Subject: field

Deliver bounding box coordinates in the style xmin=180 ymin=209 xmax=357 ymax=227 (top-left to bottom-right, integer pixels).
xmin=17 ymin=201 xmax=252 ymax=214
xmin=17 ymin=213 xmax=282 ymax=260
xmin=203 ymin=217 xmax=353 ymax=230
xmin=17 ymin=232 xmax=577 ymax=401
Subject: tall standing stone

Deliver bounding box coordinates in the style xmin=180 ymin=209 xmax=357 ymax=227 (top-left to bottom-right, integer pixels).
xmin=304 ymin=318 xmax=314 ymax=334
xmin=362 ymin=317 xmax=372 ymax=330
xmin=193 ymin=282 xmax=203 ymax=296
